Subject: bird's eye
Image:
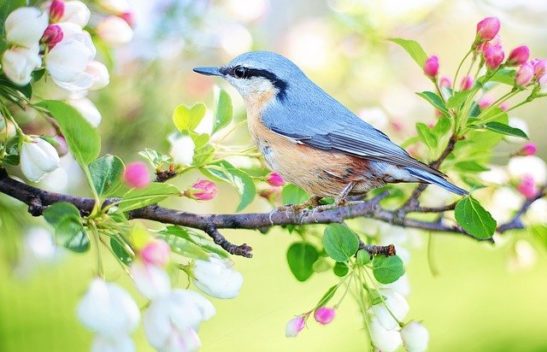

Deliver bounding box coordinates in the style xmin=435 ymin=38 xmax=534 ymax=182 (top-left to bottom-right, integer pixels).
xmin=233 ymin=66 xmax=247 ymax=79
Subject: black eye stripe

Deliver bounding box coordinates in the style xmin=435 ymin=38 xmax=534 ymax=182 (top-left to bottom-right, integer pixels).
xmin=221 ymin=66 xmax=288 ymax=101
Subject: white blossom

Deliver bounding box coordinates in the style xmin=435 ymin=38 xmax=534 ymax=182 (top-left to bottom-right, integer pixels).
xmin=1 ymin=45 xmax=41 ymax=86
xmin=59 ymin=1 xmax=91 ymax=27
xmin=69 ymin=97 xmax=102 ymax=127
xmin=381 ymin=274 xmax=410 ymax=297
xmin=130 ymin=260 xmax=171 ymax=300
xmin=507 ymin=156 xmax=546 ymax=185
xmin=169 ymin=135 xmax=195 ymax=166
xmin=20 ymin=137 xmax=60 ymax=182
xmin=5 ymin=7 xmax=48 ymax=48
xmin=193 ymin=255 xmax=244 ymax=299
xmin=401 ymin=321 xmax=429 ymax=352
xmin=92 ymin=335 xmax=135 ymax=352
xmin=369 ymin=288 xmax=409 ymax=330
xmin=86 ymin=61 xmax=110 ymax=90
xmin=98 ymin=0 xmax=131 ymax=13
xmin=97 ymin=16 xmax=134 ymax=46
xmin=369 ymin=317 xmax=402 ymax=352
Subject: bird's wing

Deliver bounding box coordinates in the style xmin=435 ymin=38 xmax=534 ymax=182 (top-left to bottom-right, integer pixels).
xmin=262 ymin=94 xmax=444 ymax=177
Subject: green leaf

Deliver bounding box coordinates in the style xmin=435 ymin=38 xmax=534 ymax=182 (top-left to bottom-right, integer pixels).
xmin=117 ymin=183 xmax=180 ymax=212
xmin=43 ymin=202 xmax=89 ymax=253
xmin=446 ymin=90 xmax=471 ymax=109
xmin=372 ymin=255 xmax=405 ymax=284
xmin=416 ymin=122 xmax=437 ymax=149
xmin=281 ymin=184 xmax=309 ymax=205
xmin=213 ymin=89 xmax=233 ymax=133
xmin=489 ymin=68 xmax=517 ymax=85
xmin=389 ymin=38 xmax=428 ymax=67
xmin=455 ymin=196 xmax=497 ymax=239
xmin=333 ymin=262 xmax=349 ymax=277
xmin=356 ymin=249 xmax=371 ymax=265
xmin=323 ymin=224 xmax=359 ymax=262
xmin=161 ymin=225 xmax=228 ymax=258
xmin=110 ymin=236 xmax=133 ymax=264
xmin=455 ymin=161 xmax=490 ymax=172
xmin=485 ymin=122 xmax=528 ymax=139
xmin=43 ymin=202 xmax=80 ymax=225
xmin=89 ymin=155 xmax=125 ymax=197
xmin=204 ymin=161 xmax=256 ymax=211
xmin=286 ymin=242 xmax=319 ymax=282
xmin=36 ymin=100 xmax=100 ymax=165
xmin=316 ymin=285 xmax=338 ymax=308
xmin=417 ymin=91 xmax=448 ymax=114
xmin=172 ymin=104 xmax=206 ymax=132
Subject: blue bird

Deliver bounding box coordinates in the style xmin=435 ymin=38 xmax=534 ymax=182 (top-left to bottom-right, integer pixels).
xmin=194 ymin=51 xmax=467 ymax=202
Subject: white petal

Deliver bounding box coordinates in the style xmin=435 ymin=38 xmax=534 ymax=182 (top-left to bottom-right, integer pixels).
xmin=193 ymin=255 xmax=244 ymax=299
xmin=130 ymin=261 xmax=171 ymax=299
xmin=97 ymin=16 xmax=133 ymax=46
xmin=68 ymin=98 xmax=102 ymax=127
xmin=62 ymin=1 xmax=91 ymax=27
xmin=98 ymin=0 xmax=131 ymax=13
xmin=184 ymin=290 xmax=216 ymax=321
xmin=86 ymin=61 xmax=110 ymax=90
xmin=169 ymin=290 xmax=207 ymax=330
xmin=20 ymin=138 xmax=60 ymax=182
xmin=162 ymin=328 xmax=201 ymax=352
xmin=92 ymin=335 xmax=135 ymax=352
xmin=170 ymin=136 xmax=195 ymax=166
xmin=369 ymin=289 xmax=409 ymax=330
xmin=380 ymin=274 xmax=410 ymax=297
xmin=508 ymin=156 xmax=546 ymax=185
xmin=2 ymin=46 xmax=41 ymax=86
xmin=369 ymin=317 xmax=403 ymax=352
xmin=143 ymin=297 xmax=173 ymax=349
xmin=401 ymin=321 xmax=429 ymax=352
xmin=5 ymin=7 xmax=48 ymax=47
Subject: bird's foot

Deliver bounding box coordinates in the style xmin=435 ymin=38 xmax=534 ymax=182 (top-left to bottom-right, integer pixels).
xmin=279 ymin=196 xmax=322 ymax=213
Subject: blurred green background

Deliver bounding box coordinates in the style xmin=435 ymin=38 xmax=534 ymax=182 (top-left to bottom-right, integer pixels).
xmin=1 ymin=0 xmax=547 ymax=351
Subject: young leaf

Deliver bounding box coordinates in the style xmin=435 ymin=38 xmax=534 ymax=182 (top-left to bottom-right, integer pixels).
xmin=455 ymin=196 xmax=497 ymax=239
xmin=372 ymin=255 xmax=405 ymax=284
xmin=389 ymin=38 xmax=428 ymax=68
xmin=315 ymin=285 xmax=338 ymax=308
xmin=43 ymin=202 xmax=80 ymax=225
xmin=43 ymin=202 xmax=89 ymax=253
xmin=172 ymin=103 xmax=206 ymax=132
xmin=446 ymin=90 xmax=471 ymax=109
xmin=323 ymin=224 xmax=359 ymax=262
xmin=213 ymin=89 xmax=233 ymax=133
xmin=455 ymin=161 xmax=490 ymax=172
xmin=281 ymin=184 xmax=309 ymax=205
xmin=204 ymin=161 xmax=256 ymax=211
xmin=161 ymin=225 xmax=228 ymax=258
xmin=489 ymin=68 xmax=517 ymax=85
xmin=89 ymin=154 xmax=124 ymax=197
xmin=110 ymin=236 xmax=134 ymax=264
xmin=417 ymin=91 xmax=448 ymax=114
xmin=36 ymin=100 xmax=100 ymax=166
xmin=117 ymin=183 xmax=180 ymax=212
xmin=333 ymin=262 xmax=349 ymax=277
xmin=416 ymin=122 xmax=438 ymax=149
xmin=485 ymin=122 xmax=528 ymax=139
xmin=286 ymin=242 xmax=319 ymax=282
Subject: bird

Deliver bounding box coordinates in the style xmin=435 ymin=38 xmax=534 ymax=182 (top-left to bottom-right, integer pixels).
xmin=193 ymin=51 xmax=467 ymax=204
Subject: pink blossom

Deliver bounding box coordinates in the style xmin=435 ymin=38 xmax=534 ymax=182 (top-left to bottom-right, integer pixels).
xmin=123 ymin=162 xmax=151 ymax=189
xmin=460 ymin=75 xmax=473 ymax=91
xmin=49 ymin=0 xmax=65 ymax=23
xmin=188 ymin=179 xmax=217 ymax=201
xmin=119 ymin=12 xmax=135 ymax=27
xmin=515 ymin=63 xmax=534 ymax=86
xmin=499 ymin=102 xmax=510 ymax=111
xmin=531 ymin=59 xmax=546 ymax=79
xmin=483 ymin=44 xmax=505 ymax=70
xmin=478 ymin=95 xmax=493 ymax=109
xmin=476 ymin=17 xmax=500 ymax=41
xmin=314 ymin=307 xmax=336 ymax=325
xmin=266 ymin=172 xmax=285 ymax=187
xmin=423 ymin=55 xmax=439 ymax=78
xmin=507 ymin=46 xmax=530 ymax=66
xmin=141 ymin=239 xmax=171 ymax=267
xmin=41 ymin=24 xmax=64 ymax=50
xmin=517 ymin=175 xmax=538 ymax=199
xmin=439 ymin=76 xmax=451 ymax=88
xmin=286 ymin=315 xmax=306 ymax=337
xmin=519 ymin=143 xmax=537 ymax=156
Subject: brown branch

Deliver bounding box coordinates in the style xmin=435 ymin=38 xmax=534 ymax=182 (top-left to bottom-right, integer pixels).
xmin=497 ymin=186 xmax=545 ymax=233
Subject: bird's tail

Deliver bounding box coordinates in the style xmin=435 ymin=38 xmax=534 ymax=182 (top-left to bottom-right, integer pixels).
xmin=406 ymin=167 xmax=468 ymax=196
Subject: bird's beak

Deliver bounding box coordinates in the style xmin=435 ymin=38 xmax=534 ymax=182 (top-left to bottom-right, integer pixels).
xmin=193 ymin=66 xmax=223 ymax=76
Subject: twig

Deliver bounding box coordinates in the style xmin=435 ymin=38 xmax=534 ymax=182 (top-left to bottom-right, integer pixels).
xmin=497 ymin=187 xmax=545 ymax=233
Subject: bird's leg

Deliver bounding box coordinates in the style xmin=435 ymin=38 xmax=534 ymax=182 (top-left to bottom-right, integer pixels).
xmin=335 ymin=182 xmax=356 ymax=206
xmin=278 ymin=195 xmax=322 ymax=213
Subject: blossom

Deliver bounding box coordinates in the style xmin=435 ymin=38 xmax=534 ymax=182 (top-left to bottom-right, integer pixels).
xmin=130 ymin=260 xmax=171 ymax=300
xmin=515 ymin=63 xmax=534 ymax=86
xmin=532 ymin=59 xmax=546 ymax=79
xmin=141 ymin=239 xmax=171 ymax=267
xmin=285 ymin=315 xmax=306 ymax=337
xmin=56 ymin=1 xmax=90 ymax=27
xmin=476 ymin=17 xmax=500 ymax=41
xmin=439 ymin=76 xmax=451 ymax=88
xmin=266 ymin=172 xmax=285 ymax=187
xmin=369 ymin=317 xmax=402 ymax=352
xmin=507 ymin=46 xmax=530 ymax=66
xmin=68 ymin=97 xmax=102 ymax=127
xmin=517 ymin=175 xmax=538 ymax=199
xmin=91 ymin=335 xmax=135 ymax=352
xmin=423 ymin=55 xmax=439 ymax=78
xmin=77 ymin=278 xmax=140 ymax=338
xmin=483 ymin=44 xmax=504 ymax=70
xmin=86 ymin=61 xmax=110 ymax=90
xmin=1 ymin=46 xmax=41 ymax=86
xmin=41 ymin=24 xmax=64 ymax=49
xmin=5 ymin=7 xmax=48 ymax=48
xmin=314 ymin=307 xmax=336 ymax=325
xmin=401 ymin=321 xmax=429 ymax=352
xmin=519 ymin=142 xmax=537 ymax=156
xmin=460 ymin=75 xmax=473 ymax=90
xmin=123 ymin=162 xmax=151 ymax=188
xmin=508 ymin=156 xmax=546 ymax=185
xmin=478 ymin=95 xmax=493 ymax=109
xmin=96 ymin=16 xmax=134 ymax=46
xmin=187 ymin=179 xmax=217 ymax=201
xmin=369 ymin=288 xmax=409 ymax=330
xmin=98 ymin=0 xmax=131 ymax=14
xmin=193 ymin=255 xmax=243 ymax=299
xmin=170 ymin=135 xmax=195 ymax=165
xmin=20 ymin=137 xmax=60 ymax=182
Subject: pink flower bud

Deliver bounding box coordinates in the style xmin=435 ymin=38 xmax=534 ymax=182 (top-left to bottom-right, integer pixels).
xmin=314 ymin=307 xmax=336 ymax=325
xmin=476 ymin=17 xmax=500 ymax=41
xmin=460 ymin=75 xmax=473 ymax=91
xmin=499 ymin=102 xmax=509 ymax=111
xmin=506 ymin=46 xmax=530 ymax=66
xmin=478 ymin=95 xmax=493 ymax=109
xmin=141 ymin=239 xmax=170 ymax=267
xmin=119 ymin=12 xmax=135 ymax=27
xmin=531 ymin=59 xmax=546 ymax=79
xmin=439 ymin=76 xmax=451 ymax=88
xmin=49 ymin=0 xmax=65 ymax=23
xmin=188 ymin=179 xmax=217 ymax=201
xmin=483 ymin=44 xmax=505 ymax=70
xmin=515 ymin=63 xmax=534 ymax=86
xmin=52 ymin=135 xmax=68 ymax=157
xmin=41 ymin=24 xmax=64 ymax=50
xmin=286 ymin=315 xmax=306 ymax=337
xmin=423 ymin=55 xmax=439 ymax=78
xmin=519 ymin=142 xmax=537 ymax=156
xmin=266 ymin=172 xmax=285 ymax=187
xmin=517 ymin=175 xmax=538 ymax=199
xmin=123 ymin=161 xmax=151 ymax=188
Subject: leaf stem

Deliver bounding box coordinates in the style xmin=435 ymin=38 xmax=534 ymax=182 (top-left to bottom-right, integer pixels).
xmin=453 ymin=49 xmax=473 ymax=91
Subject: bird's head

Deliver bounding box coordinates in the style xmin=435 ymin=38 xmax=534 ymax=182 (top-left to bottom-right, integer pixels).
xmin=193 ymin=51 xmax=305 ymax=103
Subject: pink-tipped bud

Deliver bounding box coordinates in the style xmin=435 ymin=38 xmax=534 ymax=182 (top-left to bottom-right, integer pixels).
xmin=285 ymin=315 xmax=306 ymax=337
xmin=140 ymin=239 xmax=170 ymax=267
xmin=266 ymin=172 xmax=285 ymax=187
xmin=49 ymin=0 xmax=65 ymax=23
xmin=439 ymin=76 xmax=451 ymax=88
xmin=423 ymin=55 xmax=439 ymax=78
xmin=519 ymin=143 xmax=537 ymax=156
xmin=517 ymin=175 xmax=538 ymax=199
xmin=515 ymin=63 xmax=534 ymax=87
xmin=478 ymin=95 xmax=493 ymax=109
xmin=460 ymin=75 xmax=474 ymax=91
xmin=119 ymin=11 xmax=135 ymax=28
xmin=314 ymin=307 xmax=336 ymax=325
xmin=52 ymin=135 xmax=68 ymax=157
xmin=476 ymin=17 xmax=500 ymax=41
xmin=483 ymin=44 xmax=505 ymax=70
xmin=499 ymin=102 xmax=510 ymax=111
xmin=41 ymin=24 xmax=64 ymax=50
xmin=123 ymin=162 xmax=151 ymax=188
xmin=531 ymin=59 xmax=546 ymax=79
xmin=187 ymin=179 xmax=217 ymax=201
xmin=506 ymin=46 xmax=530 ymax=66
